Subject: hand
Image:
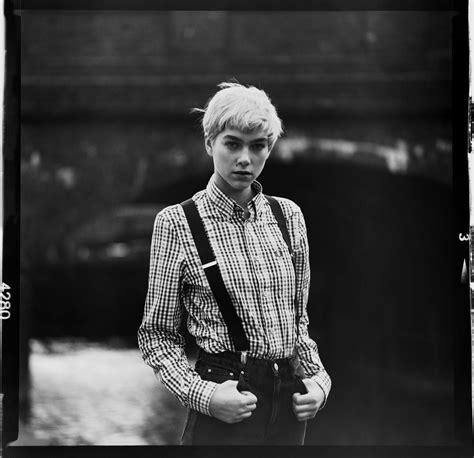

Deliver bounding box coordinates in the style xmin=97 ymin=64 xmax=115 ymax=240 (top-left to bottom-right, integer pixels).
xmin=209 ymin=380 xmax=258 ymax=424
xmin=292 ymin=378 xmax=325 ymax=422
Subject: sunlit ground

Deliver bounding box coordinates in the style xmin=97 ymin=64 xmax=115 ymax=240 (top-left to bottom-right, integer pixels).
xmin=9 ymin=325 xmax=474 ymax=446
xmin=13 ymin=339 xmax=189 ymax=446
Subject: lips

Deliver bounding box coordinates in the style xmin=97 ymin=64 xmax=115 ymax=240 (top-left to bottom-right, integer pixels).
xmin=232 ymin=171 xmax=252 ymax=176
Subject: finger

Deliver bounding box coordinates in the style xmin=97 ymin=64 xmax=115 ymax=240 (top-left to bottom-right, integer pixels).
xmin=295 ymin=411 xmax=317 ymax=422
xmin=237 ymin=402 xmax=256 ymax=414
xmin=294 ymin=392 xmax=316 ymax=405
xmin=241 ymin=391 xmax=258 ymax=403
xmin=293 ymin=393 xmax=310 ymax=405
xmin=293 ymin=404 xmax=308 ymax=415
xmin=293 ymin=397 xmax=318 ymax=409
xmin=293 ymin=397 xmax=318 ymax=408
xmin=223 ymin=379 xmax=239 ymax=387
xmin=239 ymin=411 xmax=253 ymax=421
xmin=293 ymin=403 xmax=317 ymax=414
xmin=294 ymin=408 xmax=318 ymax=419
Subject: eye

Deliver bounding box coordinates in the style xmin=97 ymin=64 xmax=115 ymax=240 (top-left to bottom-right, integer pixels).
xmin=252 ymin=143 xmax=267 ymax=151
xmin=225 ymin=141 xmax=240 ymax=149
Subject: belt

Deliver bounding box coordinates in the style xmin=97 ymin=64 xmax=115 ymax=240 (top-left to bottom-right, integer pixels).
xmin=198 ymin=349 xmax=297 ymax=377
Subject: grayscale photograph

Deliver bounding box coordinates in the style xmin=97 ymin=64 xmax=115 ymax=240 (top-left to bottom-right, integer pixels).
xmin=6 ymin=7 xmax=462 ymax=448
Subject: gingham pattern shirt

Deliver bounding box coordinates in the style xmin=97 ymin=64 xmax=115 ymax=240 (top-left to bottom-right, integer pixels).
xmin=138 ymin=175 xmax=331 ymax=416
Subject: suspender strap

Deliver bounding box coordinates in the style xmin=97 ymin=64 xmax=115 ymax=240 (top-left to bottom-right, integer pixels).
xmin=181 ymin=196 xmax=299 ymax=353
xmin=266 ymin=195 xmax=301 ymax=339
xmin=180 ymin=198 xmax=250 ymax=352
xmin=265 ymin=195 xmax=293 ymax=260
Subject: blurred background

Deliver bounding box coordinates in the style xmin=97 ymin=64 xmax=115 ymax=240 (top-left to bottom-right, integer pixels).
xmin=14 ymin=10 xmax=455 ymax=446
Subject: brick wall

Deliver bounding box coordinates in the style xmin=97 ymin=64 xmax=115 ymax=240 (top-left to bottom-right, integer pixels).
xmin=21 ymin=11 xmax=452 ymax=119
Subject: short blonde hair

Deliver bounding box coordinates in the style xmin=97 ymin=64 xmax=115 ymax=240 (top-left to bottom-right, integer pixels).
xmin=193 ymin=81 xmax=284 ymax=150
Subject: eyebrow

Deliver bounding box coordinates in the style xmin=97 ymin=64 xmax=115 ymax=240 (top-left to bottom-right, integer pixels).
xmin=223 ymin=135 xmax=268 ymax=143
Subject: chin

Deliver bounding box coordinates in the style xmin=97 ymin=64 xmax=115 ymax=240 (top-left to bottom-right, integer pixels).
xmin=231 ymin=181 xmax=252 ymax=191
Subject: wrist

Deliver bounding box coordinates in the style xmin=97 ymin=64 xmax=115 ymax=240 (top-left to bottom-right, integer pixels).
xmin=188 ymin=377 xmax=219 ymax=416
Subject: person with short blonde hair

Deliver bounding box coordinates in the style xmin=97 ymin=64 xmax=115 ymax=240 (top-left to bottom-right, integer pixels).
xmin=138 ymin=81 xmax=331 ymax=445
xmin=195 ymin=82 xmax=283 ymax=150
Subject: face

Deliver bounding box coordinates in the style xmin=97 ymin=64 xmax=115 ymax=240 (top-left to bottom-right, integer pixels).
xmin=206 ymin=128 xmax=271 ymax=199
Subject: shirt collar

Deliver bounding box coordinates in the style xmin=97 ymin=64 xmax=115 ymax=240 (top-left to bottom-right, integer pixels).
xmin=206 ymin=174 xmax=265 ymax=220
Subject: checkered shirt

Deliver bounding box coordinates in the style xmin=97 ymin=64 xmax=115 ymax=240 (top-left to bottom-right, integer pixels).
xmin=138 ymin=174 xmax=331 ymax=416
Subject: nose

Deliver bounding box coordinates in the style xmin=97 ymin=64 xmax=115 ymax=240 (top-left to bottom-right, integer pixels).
xmin=236 ymin=147 xmax=250 ymax=166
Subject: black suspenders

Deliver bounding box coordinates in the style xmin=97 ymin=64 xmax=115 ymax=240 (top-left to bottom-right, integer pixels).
xmin=180 ymin=195 xmax=294 ymax=353
xmin=180 ymin=198 xmax=250 ymax=351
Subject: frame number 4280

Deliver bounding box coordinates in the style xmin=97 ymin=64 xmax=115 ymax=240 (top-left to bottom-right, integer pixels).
xmin=1 ymin=282 xmax=11 ymax=320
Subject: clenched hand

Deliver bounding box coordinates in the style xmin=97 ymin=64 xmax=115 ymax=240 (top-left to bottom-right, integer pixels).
xmin=292 ymin=378 xmax=325 ymax=421
xmin=209 ymin=380 xmax=258 ymax=424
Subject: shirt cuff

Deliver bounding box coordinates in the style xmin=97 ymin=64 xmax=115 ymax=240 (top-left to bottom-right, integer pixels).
xmin=310 ymin=373 xmax=331 ymax=410
xmin=187 ymin=377 xmax=219 ymax=416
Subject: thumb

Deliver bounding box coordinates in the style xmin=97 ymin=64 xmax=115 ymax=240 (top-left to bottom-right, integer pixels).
xmin=222 ymin=379 xmax=239 ymax=388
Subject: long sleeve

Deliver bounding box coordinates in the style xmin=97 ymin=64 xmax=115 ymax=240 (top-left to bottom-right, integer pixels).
xmin=293 ymin=208 xmax=332 ymax=408
xmin=137 ymin=211 xmax=218 ymax=416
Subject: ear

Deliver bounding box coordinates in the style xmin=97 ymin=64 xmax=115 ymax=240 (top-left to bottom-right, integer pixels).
xmin=205 ymin=136 xmax=213 ymax=157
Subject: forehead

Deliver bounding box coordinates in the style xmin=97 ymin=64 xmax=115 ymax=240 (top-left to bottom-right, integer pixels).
xmin=217 ymin=128 xmax=268 ymax=142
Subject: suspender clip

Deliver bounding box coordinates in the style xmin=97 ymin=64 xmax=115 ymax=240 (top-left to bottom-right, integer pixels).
xmin=202 ymin=260 xmax=217 ymax=270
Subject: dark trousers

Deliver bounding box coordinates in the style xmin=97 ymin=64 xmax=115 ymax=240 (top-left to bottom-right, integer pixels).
xmin=181 ymin=350 xmax=308 ymax=445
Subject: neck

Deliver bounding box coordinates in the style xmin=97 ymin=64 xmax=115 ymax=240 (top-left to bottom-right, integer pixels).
xmin=227 ymin=187 xmax=255 ymax=209
xmin=214 ymin=174 xmax=255 ymax=208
